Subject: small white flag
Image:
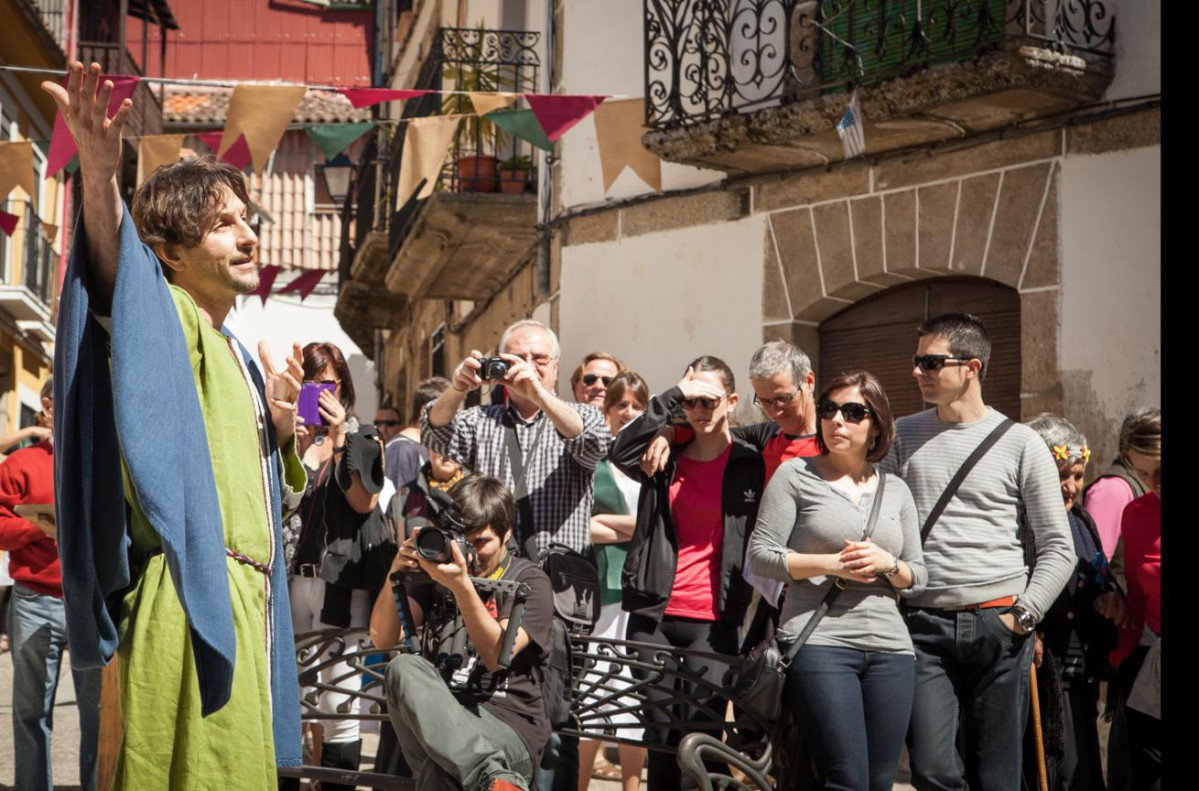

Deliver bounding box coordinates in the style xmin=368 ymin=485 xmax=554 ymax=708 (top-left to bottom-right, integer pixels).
xmin=837 ymin=89 xmax=866 ymax=159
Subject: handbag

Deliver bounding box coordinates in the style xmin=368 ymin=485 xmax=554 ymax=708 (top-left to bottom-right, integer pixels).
xmin=725 ymin=473 xmax=888 ymax=724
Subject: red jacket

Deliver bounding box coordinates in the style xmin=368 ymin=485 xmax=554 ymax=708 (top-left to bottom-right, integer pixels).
xmin=1111 ymin=492 xmax=1161 ymax=668
xmin=0 ymin=440 xmax=60 ymax=597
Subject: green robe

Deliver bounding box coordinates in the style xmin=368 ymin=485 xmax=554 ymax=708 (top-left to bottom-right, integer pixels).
xmin=112 ymin=286 xmax=306 ymax=788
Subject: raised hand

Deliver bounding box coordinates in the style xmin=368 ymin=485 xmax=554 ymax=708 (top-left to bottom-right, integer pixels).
xmin=258 ymin=340 xmax=303 ymax=447
xmin=41 ymin=62 xmax=132 ymax=186
xmin=676 ymin=366 xmax=726 ymax=402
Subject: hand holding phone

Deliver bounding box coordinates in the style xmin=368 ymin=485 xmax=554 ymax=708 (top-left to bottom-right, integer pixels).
xmin=298 ymin=382 xmax=337 ymax=426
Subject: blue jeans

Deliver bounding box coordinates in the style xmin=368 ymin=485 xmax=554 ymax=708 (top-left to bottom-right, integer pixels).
xmin=903 ymin=606 xmax=1033 ymax=791
xmin=786 ymin=645 xmax=915 ymax=791
xmin=9 ymin=583 xmax=102 ymax=791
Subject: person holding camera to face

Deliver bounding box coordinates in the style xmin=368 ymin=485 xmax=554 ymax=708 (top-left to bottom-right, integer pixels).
xmin=371 ymin=475 xmax=554 ymax=791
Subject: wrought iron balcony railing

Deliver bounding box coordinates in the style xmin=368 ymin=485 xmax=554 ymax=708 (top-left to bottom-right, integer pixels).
xmin=26 ymin=0 xmax=68 ymax=53
xmin=644 ymin=0 xmax=1115 ymax=128
xmin=1 ymin=200 xmax=57 ymax=308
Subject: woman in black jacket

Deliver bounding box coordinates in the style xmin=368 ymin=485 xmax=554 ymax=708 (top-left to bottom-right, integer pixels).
xmin=609 ymin=356 xmax=765 ymax=791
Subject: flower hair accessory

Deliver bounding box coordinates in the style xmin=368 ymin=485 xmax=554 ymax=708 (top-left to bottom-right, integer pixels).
xmin=1052 ymin=443 xmax=1091 ymax=464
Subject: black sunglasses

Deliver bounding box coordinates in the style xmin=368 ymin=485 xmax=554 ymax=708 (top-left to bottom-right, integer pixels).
xmin=682 ymin=396 xmax=724 ymax=411
xmin=817 ymin=399 xmax=873 ymax=424
xmin=913 ymin=354 xmax=973 ymax=372
xmin=581 ymin=374 xmax=614 ymax=387
xmin=374 ymin=420 xmax=400 ymax=427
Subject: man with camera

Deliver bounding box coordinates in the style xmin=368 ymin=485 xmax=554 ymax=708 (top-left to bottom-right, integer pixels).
xmin=372 ymin=475 xmax=553 ymax=791
xmin=422 ymin=320 xmax=611 ymax=558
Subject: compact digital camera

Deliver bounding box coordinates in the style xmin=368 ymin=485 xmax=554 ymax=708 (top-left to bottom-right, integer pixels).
xmin=478 ymin=356 xmax=510 ymax=381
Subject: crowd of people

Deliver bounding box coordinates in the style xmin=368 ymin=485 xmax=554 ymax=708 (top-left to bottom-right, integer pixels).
xmin=0 ymin=60 xmax=1161 ymax=791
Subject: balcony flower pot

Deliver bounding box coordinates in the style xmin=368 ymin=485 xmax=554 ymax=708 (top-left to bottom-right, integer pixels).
xmin=458 ymin=154 xmax=499 ymax=193
xmin=498 ymin=155 xmax=532 ymax=194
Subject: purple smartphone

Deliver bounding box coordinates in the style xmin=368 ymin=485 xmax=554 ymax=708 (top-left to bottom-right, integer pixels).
xmin=298 ymin=382 xmax=337 ymax=426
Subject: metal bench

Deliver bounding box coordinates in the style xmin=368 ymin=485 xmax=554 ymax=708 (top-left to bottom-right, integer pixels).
xmin=279 ymin=627 xmax=782 ymax=790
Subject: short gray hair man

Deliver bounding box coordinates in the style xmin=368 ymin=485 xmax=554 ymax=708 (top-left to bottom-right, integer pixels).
xmin=748 ymin=340 xmax=812 ymax=385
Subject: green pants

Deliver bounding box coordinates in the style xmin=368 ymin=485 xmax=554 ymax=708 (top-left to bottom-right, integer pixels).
xmin=385 ymin=653 xmax=535 ymax=791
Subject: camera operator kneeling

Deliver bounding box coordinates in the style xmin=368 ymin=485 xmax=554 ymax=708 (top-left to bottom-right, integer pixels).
xmin=370 ymin=475 xmax=554 ymax=791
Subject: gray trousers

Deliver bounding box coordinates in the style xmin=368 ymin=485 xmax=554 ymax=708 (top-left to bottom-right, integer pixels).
xmin=385 ymin=653 xmax=535 ymax=791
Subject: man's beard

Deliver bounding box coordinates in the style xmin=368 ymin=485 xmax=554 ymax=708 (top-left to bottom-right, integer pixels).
xmin=223 ymin=264 xmax=260 ymax=295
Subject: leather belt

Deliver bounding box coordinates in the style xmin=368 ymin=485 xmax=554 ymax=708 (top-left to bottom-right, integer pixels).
xmin=295 ymin=563 xmax=320 ymax=579
xmin=917 ymin=595 xmax=1015 ymax=613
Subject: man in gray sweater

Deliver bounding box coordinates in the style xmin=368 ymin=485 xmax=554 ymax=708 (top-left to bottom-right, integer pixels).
xmin=881 ymin=313 xmax=1072 ymax=791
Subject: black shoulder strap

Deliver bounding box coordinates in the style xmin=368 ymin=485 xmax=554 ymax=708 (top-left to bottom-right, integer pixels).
xmin=920 ymin=418 xmax=1015 ymax=546
xmin=782 ymin=474 xmax=887 ymax=665
xmin=504 ymin=413 xmax=548 ymax=559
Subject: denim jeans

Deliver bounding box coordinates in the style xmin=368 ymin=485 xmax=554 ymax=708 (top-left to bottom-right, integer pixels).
xmin=9 ymin=583 xmax=102 ymax=791
xmin=533 ymin=730 xmax=577 ymax=791
xmin=786 ymin=644 xmax=915 ymax=791
xmin=903 ymin=606 xmax=1033 ymax=791
xmin=384 ymin=653 xmax=534 ymax=791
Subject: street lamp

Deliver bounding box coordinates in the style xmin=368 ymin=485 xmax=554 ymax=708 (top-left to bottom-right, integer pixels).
xmin=321 ymin=153 xmax=354 ymax=206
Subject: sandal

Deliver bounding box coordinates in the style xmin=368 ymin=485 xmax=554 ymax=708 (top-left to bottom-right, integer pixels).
xmin=0 ymin=633 xmax=9 ymax=654
xmin=590 ymin=755 xmax=623 ymax=782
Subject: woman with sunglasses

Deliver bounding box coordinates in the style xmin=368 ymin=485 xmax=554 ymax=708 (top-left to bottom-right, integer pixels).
xmin=283 ymin=341 xmax=392 ymax=789
xmin=609 ymin=357 xmax=764 ymax=791
xmin=749 ymin=370 xmax=925 ymax=791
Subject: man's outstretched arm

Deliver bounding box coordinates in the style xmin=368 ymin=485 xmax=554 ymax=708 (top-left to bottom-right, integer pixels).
xmin=42 ymin=61 xmax=133 ymax=314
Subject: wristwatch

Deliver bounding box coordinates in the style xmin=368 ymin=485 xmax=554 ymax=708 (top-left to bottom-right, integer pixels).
xmin=1011 ymin=605 xmax=1037 ymax=634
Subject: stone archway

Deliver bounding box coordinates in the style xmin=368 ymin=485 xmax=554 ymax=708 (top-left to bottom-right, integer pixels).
xmin=760 ymin=157 xmax=1064 ymax=419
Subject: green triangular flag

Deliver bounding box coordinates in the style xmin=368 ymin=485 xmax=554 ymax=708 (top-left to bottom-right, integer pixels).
xmin=64 ymin=155 xmax=80 ymax=175
xmin=487 ymin=108 xmax=553 ymax=152
xmin=306 ymin=122 xmax=375 ymax=161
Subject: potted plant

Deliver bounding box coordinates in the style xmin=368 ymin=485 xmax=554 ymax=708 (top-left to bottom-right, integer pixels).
xmin=497 ymin=154 xmax=533 ymax=194
xmin=441 ymin=25 xmax=514 ymax=193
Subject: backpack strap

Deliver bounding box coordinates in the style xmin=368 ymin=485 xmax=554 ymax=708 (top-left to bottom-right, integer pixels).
xmin=920 ymin=418 xmax=1015 ymax=545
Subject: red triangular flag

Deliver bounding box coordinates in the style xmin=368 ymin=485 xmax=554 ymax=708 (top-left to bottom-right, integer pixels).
xmin=338 ymin=88 xmax=431 ymax=109
xmin=196 ymin=131 xmax=224 ymax=152
xmin=47 ymin=75 xmax=141 ymax=177
xmin=221 ymin=134 xmax=253 ymax=170
xmin=276 ymin=269 xmax=325 ymax=300
xmin=524 ymin=94 xmax=606 ymax=142
xmin=248 ymin=264 xmax=281 ymax=305
xmin=0 ymin=211 xmax=18 ymax=237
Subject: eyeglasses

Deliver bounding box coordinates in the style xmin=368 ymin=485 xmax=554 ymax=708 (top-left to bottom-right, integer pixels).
xmin=816 ymin=399 xmax=873 ymax=424
xmin=681 ymin=396 xmax=724 ymax=411
xmin=374 ymin=420 xmax=400 ymax=427
xmin=753 ymin=386 xmax=801 ymax=411
xmin=913 ymin=355 xmax=973 ymax=372
xmin=582 ymin=374 xmax=614 ymax=387
xmin=508 ymin=352 xmax=553 ymax=366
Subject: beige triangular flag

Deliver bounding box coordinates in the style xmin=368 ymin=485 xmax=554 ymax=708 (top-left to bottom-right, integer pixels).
xmin=219 ymin=85 xmax=307 ymax=175
xmin=398 ymin=116 xmax=462 ymax=204
xmin=468 ymin=92 xmax=518 ymax=117
xmin=0 ymin=141 xmax=36 ymax=201
xmin=40 ymin=222 xmax=58 ymax=244
xmin=137 ymin=134 xmax=185 ymax=185
xmin=593 ymin=98 xmax=661 ymax=194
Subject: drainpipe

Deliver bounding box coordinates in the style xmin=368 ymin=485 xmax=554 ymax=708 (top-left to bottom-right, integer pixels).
xmin=373 ymin=0 xmax=385 ymax=87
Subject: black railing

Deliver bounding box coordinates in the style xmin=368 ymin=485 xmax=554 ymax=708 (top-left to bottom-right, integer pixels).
xmin=2 ymin=201 xmax=56 ymax=308
xmin=644 ymin=0 xmax=1115 ymax=128
xmin=28 ymin=0 xmax=67 ymax=52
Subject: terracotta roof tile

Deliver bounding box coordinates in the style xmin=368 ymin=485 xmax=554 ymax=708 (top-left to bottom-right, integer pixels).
xmin=163 ymin=85 xmax=370 ymax=126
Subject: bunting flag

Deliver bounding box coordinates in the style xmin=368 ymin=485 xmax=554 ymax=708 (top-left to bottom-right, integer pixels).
xmin=196 ymin=131 xmax=223 ymax=152
xmin=47 ymin=74 xmax=141 ymax=177
xmin=524 ymin=94 xmax=606 ymax=142
xmin=276 ymin=268 xmax=325 ymax=300
xmin=136 ymin=134 xmax=184 ymax=185
xmin=248 ymin=264 xmax=281 ymax=305
xmin=338 ymin=88 xmax=431 ymax=109
xmin=41 ymin=222 xmax=59 ymax=244
xmin=487 ymin=108 xmax=552 ymax=152
xmin=306 ymin=122 xmax=375 ymax=161
xmin=0 ymin=141 xmax=36 ymax=200
xmin=398 ymin=115 xmax=461 ymax=204
xmin=0 ymin=211 xmax=18 ymax=237
xmin=469 ymin=92 xmax=518 ymax=117
xmin=221 ymin=134 xmax=253 ymax=171
xmin=593 ymin=98 xmax=661 ymax=194
xmin=219 ymin=85 xmax=307 ymax=174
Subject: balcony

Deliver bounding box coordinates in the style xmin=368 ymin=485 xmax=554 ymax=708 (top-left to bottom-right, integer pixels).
xmin=0 ymin=201 xmax=56 ymax=334
xmin=642 ymin=0 xmax=1115 ymax=173
xmin=336 ymin=27 xmax=542 ymax=348
xmin=78 ymin=42 xmax=165 ymax=139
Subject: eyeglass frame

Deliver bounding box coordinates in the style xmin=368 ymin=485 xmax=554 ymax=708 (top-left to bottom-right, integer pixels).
xmin=912 ymin=354 xmax=975 ymax=372
xmin=581 ymin=373 xmax=614 ymax=387
xmin=681 ymin=395 xmax=725 ymax=411
xmin=816 ymin=399 xmax=874 ymax=424
xmin=752 ymin=385 xmax=803 ymax=411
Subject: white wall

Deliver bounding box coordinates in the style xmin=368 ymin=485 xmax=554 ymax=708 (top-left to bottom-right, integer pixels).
xmin=1059 ymin=145 xmax=1160 ymax=452
xmin=558 ymin=0 xmax=723 ymax=209
xmin=227 ymin=290 xmax=380 ymax=422
xmin=558 ymin=216 xmax=765 ymax=399
xmin=1105 ymin=0 xmax=1160 ymax=101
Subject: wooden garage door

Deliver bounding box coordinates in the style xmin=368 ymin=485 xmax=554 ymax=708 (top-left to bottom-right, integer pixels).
xmin=818 ymin=279 xmax=1021 ymax=421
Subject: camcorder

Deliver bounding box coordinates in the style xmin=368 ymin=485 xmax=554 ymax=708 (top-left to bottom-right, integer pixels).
xmin=478 ymin=356 xmax=510 ymax=381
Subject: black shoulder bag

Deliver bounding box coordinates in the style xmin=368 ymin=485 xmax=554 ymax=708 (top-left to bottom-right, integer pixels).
xmin=726 ymin=473 xmax=888 ymax=724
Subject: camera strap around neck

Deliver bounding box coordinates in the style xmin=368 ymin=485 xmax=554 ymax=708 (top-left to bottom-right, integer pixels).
xmin=504 ymin=412 xmax=548 ymax=557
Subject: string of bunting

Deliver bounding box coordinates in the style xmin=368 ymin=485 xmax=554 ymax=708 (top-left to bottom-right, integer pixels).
xmin=0 ymin=64 xmax=663 ymax=238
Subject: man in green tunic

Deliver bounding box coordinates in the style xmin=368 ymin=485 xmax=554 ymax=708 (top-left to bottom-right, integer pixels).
xmin=45 ymin=62 xmax=308 ymax=788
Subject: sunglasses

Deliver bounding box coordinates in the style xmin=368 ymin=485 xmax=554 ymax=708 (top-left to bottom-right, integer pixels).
xmin=681 ymin=396 xmax=724 ymax=411
xmin=913 ymin=354 xmax=973 ymax=372
xmin=374 ymin=420 xmax=400 ymax=427
xmin=581 ymin=374 xmax=614 ymax=387
xmin=817 ymin=399 xmax=873 ymax=424
xmin=753 ymin=386 xmax=801 ymax=411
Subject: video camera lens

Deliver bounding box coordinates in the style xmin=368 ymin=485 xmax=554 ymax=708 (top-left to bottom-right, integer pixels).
xmin=415 ymin=526 xmax=478 ymax=568
xmin=480 ymin=356 xmax=509 ymax=381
